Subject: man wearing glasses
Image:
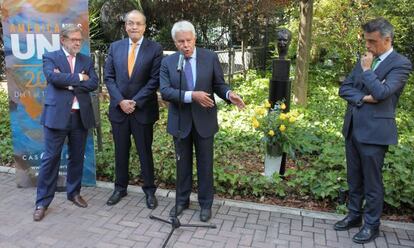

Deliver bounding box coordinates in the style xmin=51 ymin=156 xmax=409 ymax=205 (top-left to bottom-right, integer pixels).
xmin=34 ymin=24 xmax=98 ymax=221
xmin=104 ymin=10 xmax=162 ymax=208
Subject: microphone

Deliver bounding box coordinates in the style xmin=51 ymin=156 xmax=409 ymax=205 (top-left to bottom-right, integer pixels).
xmin=176 ymin=52 xmax=184 ymax=71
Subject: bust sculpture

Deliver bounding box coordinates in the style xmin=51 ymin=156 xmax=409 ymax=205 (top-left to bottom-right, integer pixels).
xmin=276 ymin=28 xmax=291 ymax=59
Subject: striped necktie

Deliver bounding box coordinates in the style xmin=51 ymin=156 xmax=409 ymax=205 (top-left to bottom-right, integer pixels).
xmin=371 ymin=57 xmax=381 ymax=70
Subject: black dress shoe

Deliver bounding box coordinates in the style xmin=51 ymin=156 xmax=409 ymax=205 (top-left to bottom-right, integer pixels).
xmin=352 ymin=225 xmax=379 ymax=244
xmin=33 ymin=206 xmax=47 ymax=221
xmin=200 ymin=208 xmax=211 ymax=222
xmin=69 ymin=194 xmax=88 ymax=208
xmin=106 ymin=191 xmax=127 ymax=206
xmin=333 ymin=215 xmax=362 ymax=231
xmin=169 ymin=203 xmax=189 ymax=217
xmin=146 ymin=194 xmax=158 ymax=209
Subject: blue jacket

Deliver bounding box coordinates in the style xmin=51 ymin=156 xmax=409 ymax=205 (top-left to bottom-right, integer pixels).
xmin=160 ymin=48 xmax=231 ymax=138
xmin=104 ymin=38 xmax=162 ymax=124
xmin=339 ymin=50 xmax=412 ymax=145
xmin=41 ymin=49 xmax=98 ymax=130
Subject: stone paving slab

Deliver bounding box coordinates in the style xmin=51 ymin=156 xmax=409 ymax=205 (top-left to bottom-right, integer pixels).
xmin=0 ymin=172 xmax=413 ymax=248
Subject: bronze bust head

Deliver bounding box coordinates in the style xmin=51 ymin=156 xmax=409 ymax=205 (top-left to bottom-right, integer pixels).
xmin=276 ymin=28 xmax=291 ymax=59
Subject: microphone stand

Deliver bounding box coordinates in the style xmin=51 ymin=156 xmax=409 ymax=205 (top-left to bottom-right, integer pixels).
xmin=150 ymin=54 xmax=216 ymax=248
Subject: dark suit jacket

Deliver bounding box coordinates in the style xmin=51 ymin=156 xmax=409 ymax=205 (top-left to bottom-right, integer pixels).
xmin=104 ymin=38 xmax=163 ymax=124
xmin=339 ymin=50 xmax=412 ymax=145
xmin=41 ymin=49 xmax=99 ymax=130
xmin=159 ymin=48 xmax=231 ymax=138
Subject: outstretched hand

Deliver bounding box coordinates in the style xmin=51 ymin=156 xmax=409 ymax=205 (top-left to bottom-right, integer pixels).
xmin=229 ymin=91 xmax=245 ymax=110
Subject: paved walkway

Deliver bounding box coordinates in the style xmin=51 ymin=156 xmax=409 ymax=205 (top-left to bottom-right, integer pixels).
xmin=0 ymin=172 xmax=413 ymax=248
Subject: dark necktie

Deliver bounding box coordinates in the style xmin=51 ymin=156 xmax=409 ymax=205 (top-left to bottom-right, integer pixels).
xmin=184 ymin=57 xmax=194 ymax=90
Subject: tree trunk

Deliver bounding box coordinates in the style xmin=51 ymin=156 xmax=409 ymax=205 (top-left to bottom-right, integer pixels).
xmin=294 ymin=0 xmax=313 ymax=106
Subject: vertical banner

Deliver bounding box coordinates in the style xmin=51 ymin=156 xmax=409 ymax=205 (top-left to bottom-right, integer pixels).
xmin=1 ymin=0 xmax=96 ymax=187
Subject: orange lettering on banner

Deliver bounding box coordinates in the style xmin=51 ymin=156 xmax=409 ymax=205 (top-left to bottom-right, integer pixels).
xmin=54 ymin=24 xmax=60 ymax=33
xmin=17 ymin=24 xmax=25 ymax=32
xmin=10 ymin=24 xmax=16 ymax=32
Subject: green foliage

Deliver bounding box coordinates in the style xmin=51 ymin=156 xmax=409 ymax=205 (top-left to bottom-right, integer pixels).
xmin=0 ymin=90 xmax=13 ymax=164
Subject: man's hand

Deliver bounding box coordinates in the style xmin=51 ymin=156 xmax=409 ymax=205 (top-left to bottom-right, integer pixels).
xmin=80 ymin=70 xmax=89 ymax=81
xmin=192 ymin=91 xmax=215 ymax=108
xmin=119 ymin=100 xmax=136 ymax=114
xmin=361 ymin=52 xmax=374 ymax=71
xmin=363 ymin=95 xmax=378 ymax=104
xmin=228 ymin=91 xmax=245 ymax=110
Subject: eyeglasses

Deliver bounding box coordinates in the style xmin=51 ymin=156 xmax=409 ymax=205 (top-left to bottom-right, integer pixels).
xmin=126 ymin=21 xmax=145 ymax=27
xmin=65 ymin=38 xmax=83 ymax=43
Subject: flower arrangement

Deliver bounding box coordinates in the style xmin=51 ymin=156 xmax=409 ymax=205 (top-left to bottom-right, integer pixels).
xmin=252 ymin=100 xmax=299 ymax=157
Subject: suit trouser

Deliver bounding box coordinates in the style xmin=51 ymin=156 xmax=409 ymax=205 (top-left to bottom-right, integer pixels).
xmin=173 ymin=128 xmax=214 ymax=209
xmin=345 ymin=127 xmax=387 ymax=228
xmin=36 ymin=111 xmax=88 ymax=208
xmin=111 ymin=116 xmax=156 ymax=195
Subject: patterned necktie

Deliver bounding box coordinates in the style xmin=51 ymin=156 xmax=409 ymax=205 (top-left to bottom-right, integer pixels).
xmin=371 ymin=57 xmax=381 ymax=70
xmin=67 ymin=55 xmax=79 ymax=109
xmin=128 ymin=42 xmax=138 ymax=77
xmin=184 ymin=57 xmax=194 ymax=90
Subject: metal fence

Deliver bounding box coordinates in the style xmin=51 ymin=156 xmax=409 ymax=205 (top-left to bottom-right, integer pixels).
xmin=0 ymin=27 xmax=4 ymax=81
xmin=216 ymin=46 xmax=266 ymax=82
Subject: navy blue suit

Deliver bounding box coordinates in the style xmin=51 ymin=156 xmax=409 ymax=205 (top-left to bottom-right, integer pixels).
xmin=104 ymin=38 xmax=162 ymax=195
xmin=36 ymin=49 xmax=98 ymax=208
xmin=339 ymin=50 xmax=412 ymax=227
xmin=160 ymin=48 xmax=231 ymax=208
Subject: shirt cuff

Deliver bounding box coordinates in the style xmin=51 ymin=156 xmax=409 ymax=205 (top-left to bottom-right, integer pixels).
xmin=78 ymin=73 xmax=83 ymax=81
xmin=184 ymin=91 xmax=193 ymax=103
xmin=226 ymin=90 xmax=231 ymax=100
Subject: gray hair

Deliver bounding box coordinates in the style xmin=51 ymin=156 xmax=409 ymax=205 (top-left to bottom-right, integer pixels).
xmin=124 ymin=10 xmax=146 ymax=24
xmin=60 ymin=24 xmax=82 ymax=38
xmin=362 ymin=17 xmax=394 ymax=40
xmin=171 ymin=20 xmax=196 ymax=41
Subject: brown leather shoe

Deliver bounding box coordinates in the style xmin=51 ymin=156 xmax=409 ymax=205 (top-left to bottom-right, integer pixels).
xmin=69 ymin=195 xmax=88 ymax=208
xmin=33 ymin=206 xmax=46 ymax=221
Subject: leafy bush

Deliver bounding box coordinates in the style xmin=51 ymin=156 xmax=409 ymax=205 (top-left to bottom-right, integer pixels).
xmin=0 ymin=90 xmax=13 ymax=164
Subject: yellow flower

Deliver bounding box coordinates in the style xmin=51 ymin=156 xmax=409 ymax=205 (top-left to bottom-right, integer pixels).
xmin=268 ymin=130 xmax=275 ymax=136
xmin=290 ymin=110 xmax=299 ymax=117
xmin=279 ymin=125 xmax=286 ymax=132
xmin=289 ymin=116 xmax=296 ymax=123
xmin=279 ymin=113 xmax=287 ymax=120
xmin=280 ymin=103 xmax=286 ymax=110
xmin=252 ymin=119 xmax=260 ymax=128
xmin=264 ymin=101 xmax=271 ymax=108
xmin=255 ymin=107 xmax=266 ymax=116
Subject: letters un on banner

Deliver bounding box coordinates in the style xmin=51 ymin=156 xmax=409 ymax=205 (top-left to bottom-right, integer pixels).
xmin=1 ymin=0 xmax=96 ymax=187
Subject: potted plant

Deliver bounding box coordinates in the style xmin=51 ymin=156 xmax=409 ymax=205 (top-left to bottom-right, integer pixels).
xmin=252 ymin=101 xmax=299 ymax=177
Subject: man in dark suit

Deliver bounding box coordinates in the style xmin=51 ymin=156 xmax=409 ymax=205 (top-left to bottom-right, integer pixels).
xmin=34 ymin=24 xmax=98 ymax=221
xmin=160 ymin=20 xmax=245 ymax=222
xmin=336 ymin=17 xmax=412 ymax=243
xmin=104 ymin=10 xmax=162 ymax=209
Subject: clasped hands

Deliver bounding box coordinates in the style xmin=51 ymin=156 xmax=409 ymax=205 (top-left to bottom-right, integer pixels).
xmin=119 ymin=100 xmax=136 ymax=114
xmin=191 ymin=91 xmax=245 ymax=110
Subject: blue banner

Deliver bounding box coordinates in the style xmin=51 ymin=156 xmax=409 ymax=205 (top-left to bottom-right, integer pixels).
xmin=1 ymin=0 xmax=96 ymax=187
